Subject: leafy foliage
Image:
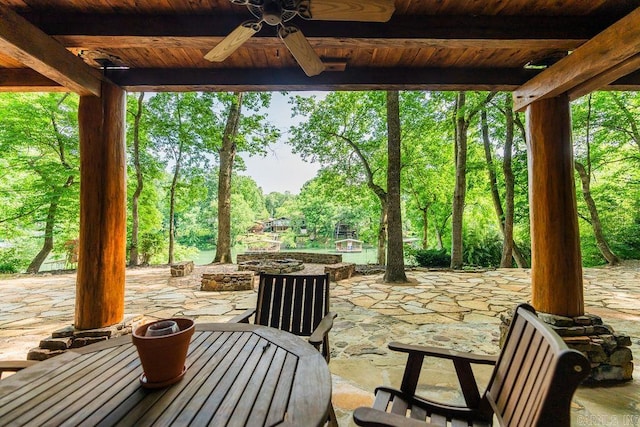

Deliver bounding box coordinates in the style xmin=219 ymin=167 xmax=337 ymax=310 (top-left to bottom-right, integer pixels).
xmin=410 ymin=248 xmax=451 ymax=267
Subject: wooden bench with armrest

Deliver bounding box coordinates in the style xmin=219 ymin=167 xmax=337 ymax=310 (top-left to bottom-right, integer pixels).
xmin=353 ymin=303 xmax=590 ymax=427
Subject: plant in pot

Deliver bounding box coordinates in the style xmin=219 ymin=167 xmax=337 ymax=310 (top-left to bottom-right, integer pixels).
xmin=132 ymin=318 xmax=195 ymax=389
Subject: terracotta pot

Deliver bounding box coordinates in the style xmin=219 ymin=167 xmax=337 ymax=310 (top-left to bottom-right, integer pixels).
xmin=132 ymin=318 xmax=195 ymax=388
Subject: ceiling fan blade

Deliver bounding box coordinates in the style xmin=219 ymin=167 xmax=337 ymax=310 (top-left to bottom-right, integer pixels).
xmin=279 ymin=26 xmax=325 ymax=77
xmin=306 ymin=0 xmax=395 ymax=22
xmin=204 ymin=21 xmax=261 ymax=62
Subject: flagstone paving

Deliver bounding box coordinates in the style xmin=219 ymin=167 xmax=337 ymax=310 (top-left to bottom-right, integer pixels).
xmin=1 ymin=262 xmax=639 ymax=426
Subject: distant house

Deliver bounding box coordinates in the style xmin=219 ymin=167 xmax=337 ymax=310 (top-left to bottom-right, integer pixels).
xmin=334 ymin=221 xmax=357 ymax=240
xmin=263 ymin=217 xmax=291 ymax=233
xmin=335 ymin=238 xmax=363 ymax=253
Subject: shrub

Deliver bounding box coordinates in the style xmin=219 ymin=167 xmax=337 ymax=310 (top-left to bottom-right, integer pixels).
xmin=463 ymin=230 xmax=503 ymax=267
xmin=0 ymin=262 xmax=17 ymax=274
xmin=412 ymin=248 xmax=451 ymax=267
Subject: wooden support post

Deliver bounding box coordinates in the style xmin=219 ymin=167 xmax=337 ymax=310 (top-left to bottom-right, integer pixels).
xmin=526 ymin=94 xmax=584 ymax=317
xmin=75 ymin=82 xmax=126 ymax=330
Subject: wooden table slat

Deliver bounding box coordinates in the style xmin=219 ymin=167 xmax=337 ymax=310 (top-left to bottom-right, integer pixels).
xmin=191 ymin=333 xmax=263 ymax=425
xmin=264 ymin=352 xmax=298 ymax=427
xmin=209 ymin=336 xmax=279 ymax=426
xmin=13 ymin=345 xmax=137 ymax=426
xmin=0 ymin=346 xmax=122 ymax=423
xmin=226 ymin=339 xmax=280 ymax=427
xmin=110 ymin=330 xmax=247 ymax=426
xmin=138 ymin=330 xmax=241 ymax=427
xmin=40 ymin=347 xmax=140 ymax=426
xmin=245 ymin=347 xmax=289 ymax=427
xmin=0 ymin=323 xmax=331 ymax=427
xmin=69 ymin=331 xmax=219 ymax=427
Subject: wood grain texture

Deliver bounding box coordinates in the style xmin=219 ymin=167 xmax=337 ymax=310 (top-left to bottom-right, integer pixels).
xmin=514 ymin=6 xmax=640 ymax=111
xmin=309 ymin=0 xmax=395 ymax=22
xmin=280 ymin=27 xmax=324 ymax=77
xmin=526 ymin=95 xmax=584 ymax=317
xmin=0 ymin=5 xmax=102 ymax=95
xmin=76 ymin=81 xmax=126 ymax=330
xmin=569 ymin=52 xmax=640 ymax=100
xmin=0 ymin=324 xmax=331 ymax=427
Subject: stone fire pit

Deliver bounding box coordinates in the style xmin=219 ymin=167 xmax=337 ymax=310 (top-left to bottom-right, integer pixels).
xmin=238 ymin=259 xmax=304 ymax=274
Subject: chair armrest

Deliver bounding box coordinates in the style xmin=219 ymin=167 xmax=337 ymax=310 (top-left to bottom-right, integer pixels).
xmin=0 ymin=360 xmax=38 ymax=379
xmin=228 ymin=308 xmax=256 ymax=324
xmin=389 ymin=342 xmax=496 ymax=410
xmin=388 ymin=342 xmax=497 ymax=365
xmin=308 ymin=312 xmax=337 ymax=346
xmin=353 ymin=407 xmax=436 ymax=427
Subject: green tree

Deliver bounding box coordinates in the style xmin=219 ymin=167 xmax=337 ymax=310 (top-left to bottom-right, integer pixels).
xmin=146 ymin=93 xmax=216 ymax=264
xmin=451 ymin=91 xmax=495 ymax=269
xmin=0 ymin=93 xmax=80 ymax=273
xmin=211 ymin=92 xmax=278 ymax=263
xmin=384 ymin=90 xmax=407 ymax=282
xmin=290 ymin=91 xmax=389 ymax=264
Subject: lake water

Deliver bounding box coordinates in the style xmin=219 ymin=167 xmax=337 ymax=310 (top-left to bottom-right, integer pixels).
xmin=193 ymin=247 xmax=378 ymax=265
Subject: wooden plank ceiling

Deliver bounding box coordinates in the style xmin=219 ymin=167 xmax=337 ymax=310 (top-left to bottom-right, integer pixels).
xmin=0 ymin=0 xmax=639 ymax=93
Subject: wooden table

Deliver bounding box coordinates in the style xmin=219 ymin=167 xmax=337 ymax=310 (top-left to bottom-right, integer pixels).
xmin=0 ymin=323 xmax=332 ymax=426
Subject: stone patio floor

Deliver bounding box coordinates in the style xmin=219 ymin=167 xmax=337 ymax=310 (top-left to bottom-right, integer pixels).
xmin=1 ymin=263 xmax=639 ymax=426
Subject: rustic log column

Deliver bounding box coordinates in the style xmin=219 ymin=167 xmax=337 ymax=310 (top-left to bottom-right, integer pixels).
xmin=75 ymin=82 xmax=126 ymax=330
xmin=526 ymin=94 xmax=584 ymax=317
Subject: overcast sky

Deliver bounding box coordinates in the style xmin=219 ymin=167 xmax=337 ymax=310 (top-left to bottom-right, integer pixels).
xmin=239 ymin=92 xmax=325 ymax=195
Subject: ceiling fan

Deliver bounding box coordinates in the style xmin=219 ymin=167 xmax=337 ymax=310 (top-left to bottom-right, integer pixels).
xmin=204 ymin=0 xmax=395 ymax=77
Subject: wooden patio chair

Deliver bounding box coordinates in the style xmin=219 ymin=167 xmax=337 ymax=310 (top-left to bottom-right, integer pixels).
xmin=232 ymin=272 xmax=337 ymax=362
xmin=353 ymin=303 xmax=590 ymax=427
xmin=0 ymin=360 xmax=38 ymax=379
xmin=232 ymin=272 xmax=338 ymax=426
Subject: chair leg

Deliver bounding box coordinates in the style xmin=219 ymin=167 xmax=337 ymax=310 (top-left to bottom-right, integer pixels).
xmin=326 ymin=402 xmax=338 ymax=427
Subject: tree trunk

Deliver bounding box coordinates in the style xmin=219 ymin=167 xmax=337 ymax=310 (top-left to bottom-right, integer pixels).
xmin=480 ymin=98 xmax=521 ymax=268
xmin=129 ymin=92 xmax=145 ymax=267
xmin=377 ymin=205 xmax=387 ymax=266
xmin=168 ymin=101 xmax=185 ymax=266
xmin=384 ymin=90 xmax=407 ymax=282
xmin=435 ymin=227 xmax=444 ymax=250
xmin=501 ymin=95 xmax=518 ymax=268
xmin=421 ymin=207 xmax=428 ymax=249
xmin=26 ymin=192 xmax=61 ymax=273
xmin=214 ymin=92 xmax=243 ymax=264
xmin=337 ymin=134 xmax=387 ymax=266
xmin=451 ymin=92 xmax=467 ymax=269
xmin=575 ymin=161 xmax=619 ymax=265
xmin=168 ymin=163 xmax=180 ymax=265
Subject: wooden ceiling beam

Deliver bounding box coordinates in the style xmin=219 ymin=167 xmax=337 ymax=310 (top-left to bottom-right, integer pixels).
xmin=0 ymin=69 xmax=65 ymax=92
xmin=0 ymin=6 xmax=102 ymax=96
xmin=105 ymin=66 xmax=540 ymax=92
xmin=24 ymin=13 xmax=614 ymax=50
xmin=513 ymin=7 xmax=640 ymax=111
xmin=3 ymin=65 xmax=638 ymax=93
xmin=568 ymin=53 xmax=640 ymax=101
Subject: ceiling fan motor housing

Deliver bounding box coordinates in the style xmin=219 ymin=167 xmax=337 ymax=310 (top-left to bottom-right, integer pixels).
xmin=248 ymin=0 xmax=299 ymax=26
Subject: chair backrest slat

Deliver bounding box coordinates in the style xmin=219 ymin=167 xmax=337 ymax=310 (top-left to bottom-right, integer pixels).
xmin=256 ymin=273 xmax=330 ymax=337
xmin=485 ymin=304 xmax=590 ymax=427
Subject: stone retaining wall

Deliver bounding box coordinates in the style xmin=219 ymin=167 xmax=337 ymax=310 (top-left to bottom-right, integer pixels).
xmin=27 ymin=314 xmax=143 ymax=361
xmin=324 ymin=262 xmax=356 ymax=281
xmin=236 ymin=252 xmax=342 ymax=264
xmin=201 ymin=272 xmax=255 ymax=292
xmin=170 ymin=260 xmax=194 ymax=277
xmin=501 ymin=311 xmax=633 ymax=382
